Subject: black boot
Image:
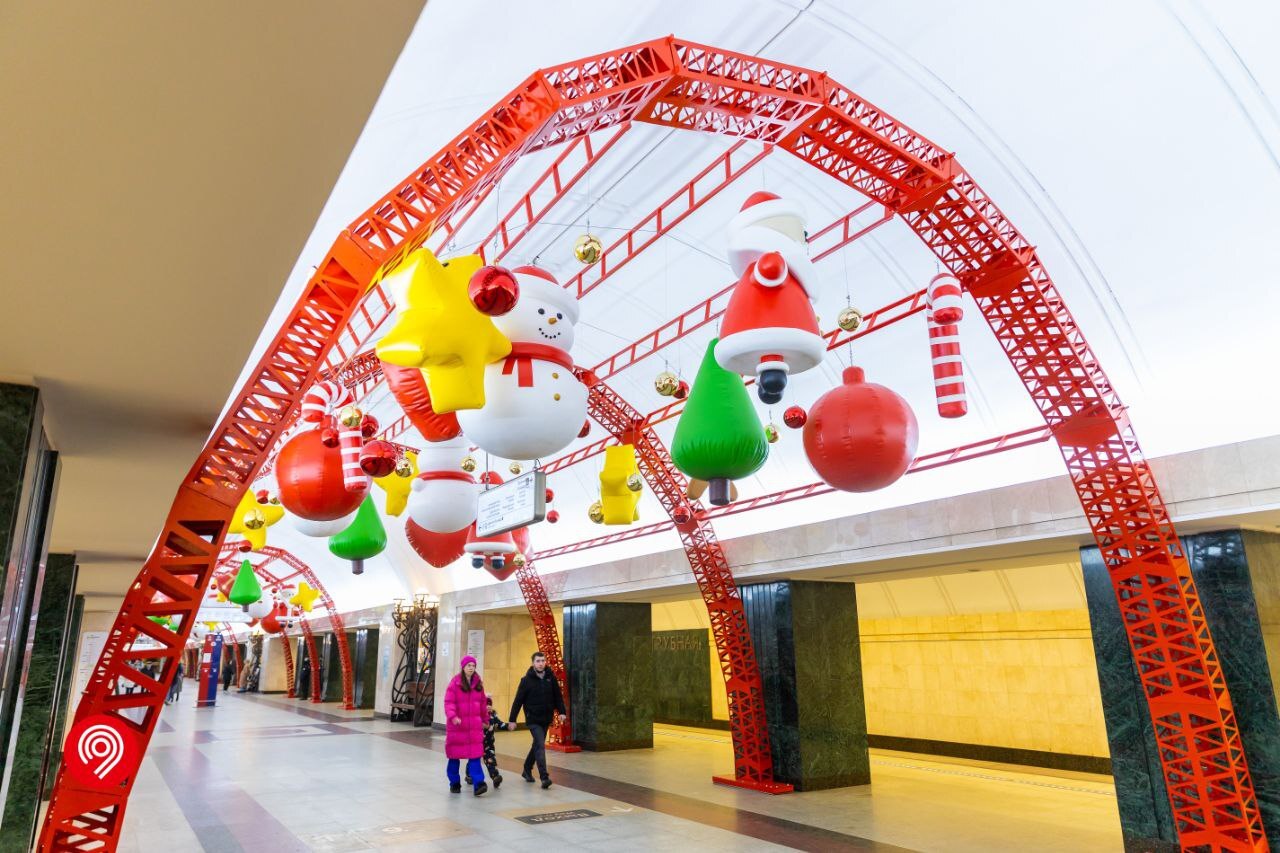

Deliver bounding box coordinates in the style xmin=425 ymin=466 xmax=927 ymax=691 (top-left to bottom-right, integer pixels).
xmin=493 ymin=774 xmax=503 ymax=789
xmin=541 ymin=777 xmax=553 ymax=789
xmin=450 ymin=783 xmax=461 ymax=794
xmin=474 ymin=781 xmax=488 ymax=796
xmin=522 ymin=770 xmax=535 ymax=783
xmin=757 ymin=368 xmax=787 ymax=404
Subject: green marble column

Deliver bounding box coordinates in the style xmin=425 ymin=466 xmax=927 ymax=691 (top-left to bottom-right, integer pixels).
xmin=1084 ymin=531 xmax=1280 ymax=851
xmin=0 ymin=553 xmax=78 ymax=851
xmin=321 ymin=633 xmax=348 ymax=702
xmin=353 ymin=628 xmax=378 ymax=709
xmin=564 ymin=602 xmax=653 ymax=751
xmin=741 ymin=580 xmax=870 ymax=791
xmin=43 ymin=594 xmax=83 ymax=798
xmin=295 ymin=637 xmax=312 ymax=699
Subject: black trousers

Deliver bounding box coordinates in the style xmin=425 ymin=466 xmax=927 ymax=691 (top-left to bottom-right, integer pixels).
xmin=523 ymin=723 xmax=548 ymax=779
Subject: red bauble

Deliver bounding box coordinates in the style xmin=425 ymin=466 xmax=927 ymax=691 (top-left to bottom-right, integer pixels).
xmin=545 ymin=488 xmax=555 ymax=503
xmin=237 ymin=541 xmax=252 ymax=553
xmin=578 ymin=421 xmax=591 ymax=438
xmin=359 ymin=440 xmax=399 ymax=477
xmin=360 ymin=414 xmax=380 ymax=438
xmin=255 ymin=488 xmax=270 ymax=503
xmin=803 ymin=366 xmax=918 ymax=492
xmin=277 ymin=430 xmax=368 ymax=521
xmin=469 ymin=265 xmax=520 ymax=316
xmin=673 ymin=380 xmax=689 ymax=400
xmin=546 ymin=509 xmax=560 ymax=524
xmin=320 ymin=426 xmax=340 ymax=448
xmin=216 ymin=573 xmax=234 ymax=599
xmin=672 ymin=504 xmax=692 ymax=525
xmin=783 ymin=405 xmax=807 ymax=429
xmin=405 ymin=520 xmax=470 ymax=568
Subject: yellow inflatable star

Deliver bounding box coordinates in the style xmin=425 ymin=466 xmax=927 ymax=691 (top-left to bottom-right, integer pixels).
xmin=228 ymin=489 xmax=284 ymax=551
xmin=373 ymin=450 xmax=417 ymax=516
xmin=599 ymin=444 xmax=642 ymax=525
xmin=289 ymin=581 xmax=320 ymax=613
xmin=375 ymin=249 xmax=511 ymax=413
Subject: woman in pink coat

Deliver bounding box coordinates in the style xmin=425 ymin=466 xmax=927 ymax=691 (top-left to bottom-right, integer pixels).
xmin=443 ymin=655 xmax=489 ymax=795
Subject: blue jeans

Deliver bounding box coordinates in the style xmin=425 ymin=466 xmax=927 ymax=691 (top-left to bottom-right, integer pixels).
xmin=447 ymin=758 xmax=483 ymax=789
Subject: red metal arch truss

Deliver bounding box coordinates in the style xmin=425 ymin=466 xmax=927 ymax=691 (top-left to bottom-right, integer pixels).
xmin=213 ymin=544 xmax=354 ymax=709
xmin=41 ymin=36 xmax=1263 ymax=852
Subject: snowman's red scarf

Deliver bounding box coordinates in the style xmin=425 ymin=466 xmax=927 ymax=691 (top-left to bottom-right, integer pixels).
xmin=501 ymin=343 xmax=575 ymax=387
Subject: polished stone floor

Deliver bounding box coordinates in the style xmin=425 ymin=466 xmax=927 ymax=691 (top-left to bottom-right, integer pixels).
xmin=120 ymin=689 xmax=1124 ymax=852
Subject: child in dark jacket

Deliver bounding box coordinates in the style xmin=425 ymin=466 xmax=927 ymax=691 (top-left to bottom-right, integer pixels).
xmin=466 ymin=697 xmax=505 ymax=788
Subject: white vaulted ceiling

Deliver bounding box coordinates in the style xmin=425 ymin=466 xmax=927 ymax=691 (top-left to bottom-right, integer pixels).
xmin=37 ymin=1 xmax=1280 ymax=611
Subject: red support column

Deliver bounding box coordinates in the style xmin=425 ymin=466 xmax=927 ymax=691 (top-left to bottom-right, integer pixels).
xmin=512 ymin=561 xmax=579 ymax=752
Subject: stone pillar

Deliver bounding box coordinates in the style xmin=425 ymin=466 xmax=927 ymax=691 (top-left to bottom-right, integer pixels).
xmin=0 ymin=383 xmax=58 ymax=811
xmin=564 ymin=602 xmax=653 ymax=751
xmin=0 ymin=553 xmax=77 ymax=850
xmin=260 ymin=636 xmax=289 ymax=693
xmin=321 ymin=633 xmax=344 ymax=702
xmin=353 ymin=628 xmax=378 ymax=709
xmin=295 ymin=637 xmax=312 ymax=699
xmin=1083 ymin=530 xmax=1280 ymax=851
xmin=43 ymin=593 xmax=83 ymax=797
xmin=740 ymin=579 xmax=870 ymax=791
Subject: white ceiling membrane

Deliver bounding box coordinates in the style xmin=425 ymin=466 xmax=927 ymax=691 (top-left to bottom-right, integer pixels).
xmin=233 ymin=0 xmax=1280 ymax=610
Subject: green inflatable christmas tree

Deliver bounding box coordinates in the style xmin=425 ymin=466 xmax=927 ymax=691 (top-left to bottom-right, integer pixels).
xmin=329 ymin=495 xmax=387 ymax=575
xmin=228 ymin=559 xmax=263 ymax=610
xmin=672 ymin=338 xmax=769 ymax=506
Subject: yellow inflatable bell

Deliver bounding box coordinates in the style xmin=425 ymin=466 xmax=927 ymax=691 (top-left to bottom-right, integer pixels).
xmin=228 ymin=489 xmax=284 ymax=551
xmin=374 ymin=451 xmax=417 ymax=516
xmin=289 ymin=581 xmax=320 ymax=613
xmin=375 ymin=249 xmax=511 ymax=413
xmin=599 ymin=444 xmax=642 ymax=525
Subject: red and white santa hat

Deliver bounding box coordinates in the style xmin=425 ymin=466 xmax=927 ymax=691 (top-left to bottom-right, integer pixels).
xmin=727 ymin=191 xmax=821 ymax=302
xmin=512 ymin=265 xmax=579 ymax=325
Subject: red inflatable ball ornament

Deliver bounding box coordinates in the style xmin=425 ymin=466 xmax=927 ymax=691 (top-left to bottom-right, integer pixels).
xmin=320 ymin=426 xmax=340 ymax=448
xmin=405 ymin=520 xmax=470 ymax=568
xmin=360 ymin=413 xmax=380 ymax=439
xmin=359 ymin=440 xmax=400 ymax=478
xmin=546 ymin=509 xmax=560 ymax=524
xmin=802 ymin=366 xmax=918 ymax=492
xmin=783 ymin=405 xmax=807 ymax=429
xmin=673 ymin=380 xmax=689 ymax=400
xmin=237 ymin=540 xmax=252 ymax=553
xmin=468 ymin=265 xmax=520 ymax=316
xmin=277 ymin=429 xmax=368 ymax=521
xmin=578 ymin=421 xmax=591 ymax=439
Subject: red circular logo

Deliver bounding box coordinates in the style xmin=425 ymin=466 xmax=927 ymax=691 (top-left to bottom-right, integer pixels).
xmin=64 ymin=714 xmax=138 ymax=789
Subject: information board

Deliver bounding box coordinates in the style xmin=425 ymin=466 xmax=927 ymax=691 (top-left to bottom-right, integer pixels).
xmin=475 ymin=470 xmax=546 ymax=537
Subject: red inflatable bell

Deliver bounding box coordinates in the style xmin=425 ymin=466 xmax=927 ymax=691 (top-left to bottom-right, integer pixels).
xmin=277 ymin=430 xmax=367 ymax=521
xmin=405 ymin=520 xmax=470 ymax=568
xmin=803 ymin=366 xmax=918 ymax=492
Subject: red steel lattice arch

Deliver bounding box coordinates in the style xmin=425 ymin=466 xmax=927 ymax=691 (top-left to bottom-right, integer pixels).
xmin=41 ymin=36 xmax=1264 ymax=852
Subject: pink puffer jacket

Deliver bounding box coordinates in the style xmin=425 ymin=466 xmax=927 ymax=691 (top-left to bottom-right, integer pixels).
xmin=443 ymin=672 xmax=487 ymax=759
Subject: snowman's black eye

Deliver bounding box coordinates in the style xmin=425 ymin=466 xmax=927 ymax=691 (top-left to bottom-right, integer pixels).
xmin=538 ymin=308 xmax=545 ymax=315
xmin=556 ymin=313 xmax=563 ymax=320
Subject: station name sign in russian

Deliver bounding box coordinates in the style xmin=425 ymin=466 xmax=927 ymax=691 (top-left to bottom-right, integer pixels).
xmin=476 ymin=470 xmax=546 ymax=537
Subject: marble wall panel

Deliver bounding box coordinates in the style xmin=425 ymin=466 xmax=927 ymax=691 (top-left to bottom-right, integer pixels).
xmin=564 ymin=602 xmax=653 ymax=751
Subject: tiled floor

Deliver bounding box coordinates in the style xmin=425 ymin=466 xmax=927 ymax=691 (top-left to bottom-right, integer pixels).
xmin=120 ymin=689 xmax=1124 ymax=852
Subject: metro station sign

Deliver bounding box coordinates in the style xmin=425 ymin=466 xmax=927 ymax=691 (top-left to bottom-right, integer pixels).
xmin=476 ymin=470 xmax=546 ymax=537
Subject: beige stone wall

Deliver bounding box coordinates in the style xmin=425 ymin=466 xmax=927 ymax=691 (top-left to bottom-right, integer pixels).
xmin=859 ymin=608 xmax=1108 ymax=757
xmin=459 ymin=611 xmax=562 ymax=720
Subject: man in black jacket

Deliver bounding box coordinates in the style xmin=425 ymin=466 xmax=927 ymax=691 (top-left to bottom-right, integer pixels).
xmin=507 ymin=650 xmax=566 ymax=788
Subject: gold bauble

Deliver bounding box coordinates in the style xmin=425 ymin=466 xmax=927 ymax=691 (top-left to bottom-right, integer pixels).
xmin=338 ymin=405 xmax=363 ymax=428
xmin=654 ymin=370 xmax=679 ymax=397
xmin=509 ymin=461 xmax=523 ymax=476
xmin=269 ymin=495 xmax=281 ymax=505
xmin=764 ymin=423 xmax=780 ymax=444
xmin=394 ymin=458 xmax=414 ymax=478
xmin=460 ymin=455 xmax=477 ymax=473
xmin=587 ymin=501 xmax=605 ymax=524
xmin=836 ymin=306 xmax=863 ymax=333
xmin=243 ymin=507 xmax=267 ymax=531
xmin=626 ymin=473 xmax=644 ymax=492
xmin=574 ymin=233 xmax=603 ymax=264
xmin=513 ymin=552 xmax=527 ymax=568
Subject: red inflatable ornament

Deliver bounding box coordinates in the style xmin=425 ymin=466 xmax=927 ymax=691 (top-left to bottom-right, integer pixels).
xmin=405 ymin=520 xmax=470 ymax=568
xmin=673 ymin=380 xmax=689 ymax=400
xmin=468 ymin=264 xmax=520 ymax=316
xmin=803 ymin=366 xmax=918 ymax=492
xmin=277 ymin=429 xmax=368 ymax=521
xmin=578 ymin=421 xmax=591 ymax=438
xmin=360 ymin=413 xmax=380 ymax=438
xmin=545 ymin=487 xmax=554 ymax=502
xmin=783 ymin=405 xmax=807 ymax=429
xmin=320 ymin=426 xmax=340 ymax=448
xmin=359 ymin=440 xmax=399 ymax=477
xmin=546 ymin=509 xmax=560 ymax=524
xmin=237 ymin=540 xmax=252 ymax=553
xmin=380 ymin=360 xmax=462 ymax=442
xmin=672 ymin=504 xmax=693 ymax=525
xmin=260 ymin=613 xmax=283 ymax=634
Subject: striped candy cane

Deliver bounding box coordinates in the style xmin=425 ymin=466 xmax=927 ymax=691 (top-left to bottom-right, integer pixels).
xmin=300 ymin=381 xmax=368 ymax=492
xmin=927 ymin=272 xmax=964 ymax=325
xmin=928 ymin=311 xmax=967 ymax=418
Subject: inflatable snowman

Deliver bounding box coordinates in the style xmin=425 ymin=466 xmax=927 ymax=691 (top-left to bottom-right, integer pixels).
xmin=456 ymin=265 xmax=588 ymax=461
xmin=406 ymin=435 xmax=478 ymax=533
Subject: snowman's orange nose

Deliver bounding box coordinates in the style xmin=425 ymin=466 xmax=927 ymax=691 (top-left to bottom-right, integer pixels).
xmin=547 ymin=316 xmax=558 ymax=325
